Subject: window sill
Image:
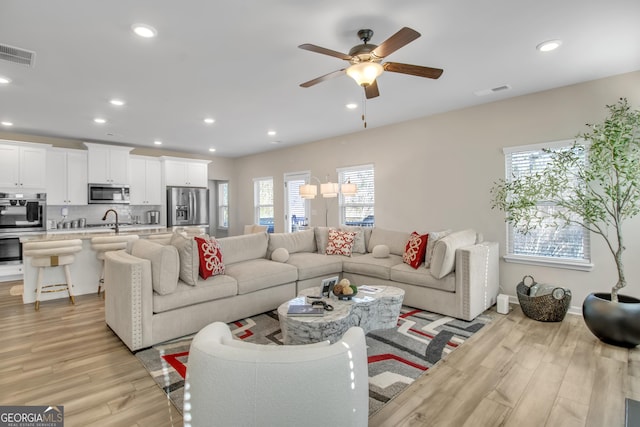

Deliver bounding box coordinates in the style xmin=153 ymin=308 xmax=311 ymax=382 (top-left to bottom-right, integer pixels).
xmin=503 ymin=254 xmax=594 ymax=271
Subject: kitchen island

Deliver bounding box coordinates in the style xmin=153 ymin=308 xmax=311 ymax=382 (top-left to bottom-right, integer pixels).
xmin=19 ymin=226 xmax=172 ymax=305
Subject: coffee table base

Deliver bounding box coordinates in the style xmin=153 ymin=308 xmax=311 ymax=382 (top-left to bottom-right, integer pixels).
xmin=278 ymin=286 xmax=404 ymax=345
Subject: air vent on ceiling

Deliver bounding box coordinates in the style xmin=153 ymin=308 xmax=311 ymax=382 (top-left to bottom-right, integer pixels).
xmin=0 ymin=43 xmax=36 ymax=67
xmin=474 ymin=84 xmax=512 ymax=97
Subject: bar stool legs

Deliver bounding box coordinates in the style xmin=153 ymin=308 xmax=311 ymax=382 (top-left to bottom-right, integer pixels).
xmin=91 ymin=235 xmax=139 ymax=296
xmin=24 ymin=239 xmax=82 ymax=311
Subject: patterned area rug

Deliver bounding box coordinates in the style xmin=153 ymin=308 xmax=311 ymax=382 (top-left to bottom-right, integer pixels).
xmin=135 ymin=307 xmax=492 ymax=416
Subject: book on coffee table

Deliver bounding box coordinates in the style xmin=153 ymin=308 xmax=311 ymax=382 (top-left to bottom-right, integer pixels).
xmin=287 ymin=304 xmax=324 ymax=317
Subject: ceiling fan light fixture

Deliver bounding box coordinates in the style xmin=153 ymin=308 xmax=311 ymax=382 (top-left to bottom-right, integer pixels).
xmin=346 ymin=62 xmax=383 ymax=87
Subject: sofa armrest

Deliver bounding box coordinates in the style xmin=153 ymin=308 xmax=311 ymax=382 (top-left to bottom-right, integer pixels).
xmin=104 ymin=250 xmax=154 ymax=351
xmin=455 ymin=241 xmax=499 ymax=320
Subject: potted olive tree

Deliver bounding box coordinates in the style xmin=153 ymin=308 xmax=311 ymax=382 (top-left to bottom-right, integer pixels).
xmin=491 ymin=98 xmax=640 ymax=347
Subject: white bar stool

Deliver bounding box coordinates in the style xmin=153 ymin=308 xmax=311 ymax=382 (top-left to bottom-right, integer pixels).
xmin=23 ymin=239 xmax=83 ymax=311
xmin=91 ymin=235 xmax=139 ymax=295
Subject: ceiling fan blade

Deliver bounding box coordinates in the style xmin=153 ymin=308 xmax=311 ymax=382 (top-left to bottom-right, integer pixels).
xmin=371 ymin=27 xmax=420 ymax=59
xmin=299 ymin=69 xmax=346 ymax=88
xmin=383 ymin=62 xmax=443 ymax=79
xmin=365 ymin=80 xmax=380 ymax=99
xmin=298 ymin=43 xmax=352 ymax=60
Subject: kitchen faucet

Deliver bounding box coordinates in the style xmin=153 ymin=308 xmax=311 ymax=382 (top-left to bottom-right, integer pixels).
xmin=102 ymin=209 xmax=119 ymax=234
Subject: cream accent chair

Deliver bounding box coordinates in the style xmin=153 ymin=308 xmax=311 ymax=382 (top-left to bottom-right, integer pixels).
xmin=23 ymin=239 xmax=83 ymax=311
xmin=243 ymin=224 xmax=268 ymax=234
xmin=91 ymin=235 xmax=139 ymax=294
xmin=184 ymin=322 xmax=369 ymax=427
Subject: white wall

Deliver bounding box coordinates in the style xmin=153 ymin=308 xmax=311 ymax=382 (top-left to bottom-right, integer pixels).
xmin=233 ymin=70 xmax=640 ymax=310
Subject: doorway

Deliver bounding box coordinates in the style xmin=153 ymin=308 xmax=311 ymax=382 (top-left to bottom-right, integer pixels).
xmin=284 ymin=172 xmax=310 ymax=233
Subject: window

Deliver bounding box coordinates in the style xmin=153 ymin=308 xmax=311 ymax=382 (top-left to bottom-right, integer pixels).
xmin=217 ymin=181 xmax=228 ymax=229
xmin=253 ymin=177 xmax=274 ymax=233
xmin=503 ymin=141 xmax=591 ymax=270
xmin=284 ymin=172 xmax=310 ymax=232
xmin=338 ymin=164 xmax=374 ymax=227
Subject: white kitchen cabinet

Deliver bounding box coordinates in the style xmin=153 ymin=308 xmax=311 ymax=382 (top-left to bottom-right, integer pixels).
xmin=0 ymin=141 xmax=48 ymax=190
xmin=163 ymin=158 xmax=209 ymax=187
xmin=84 ymin=142 xmax=132 ymax=184
xmin=130 ymin=156 xmax=162 ymax=205
xmin=47 ymin=148 xmax=88 ymax=205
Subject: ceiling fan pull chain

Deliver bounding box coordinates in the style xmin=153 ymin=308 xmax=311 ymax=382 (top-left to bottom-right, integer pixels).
xmin=362 ymin=92 xmax=367 ymax=128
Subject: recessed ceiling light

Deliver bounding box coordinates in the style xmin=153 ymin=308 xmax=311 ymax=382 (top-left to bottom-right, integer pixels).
xmin=346 ymin=103 xmax=358 ymax=109
xmin=94 ymin=118 xmax=106 ymax=124
xmin=267 ymin=130 xmax=276 ymax=136
xmin=209 ymin=148 xmax=216 ymax=152
xmin=132 ymin=23 xmax=157 ymax=38
xmin=536 ymin=39 xmax=562 ymax=52
xmin=110 ymin=99 xmax=125 ymax=106
xmin=154 ymin=140 xmax=162 ymax=145
xmin=0 ymin=76 xmax=11 ymax=85
xmin=1 ymin=121 xmax=13 ymax=126
xmin=204 ymin=118 xmax=215 ymax=124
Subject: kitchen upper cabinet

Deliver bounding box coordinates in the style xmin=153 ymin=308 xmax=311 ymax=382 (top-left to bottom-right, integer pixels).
xmin=0 ymin=141 xmax=48 ymax=190
xmin=84 ymin=142 xmax=133 ymax=184
xmin=47 ymin=148 xmax=88 ymax=205
xmin=130 ymin=156 xmax=162 ymax=205
xmin=163 ymin=158 xmax=210 ymax=187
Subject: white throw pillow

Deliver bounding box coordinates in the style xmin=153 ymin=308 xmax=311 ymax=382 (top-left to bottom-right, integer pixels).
xmin=425 ymin=229 xmax=452 ymax=268
xmin=430 ymin=229 xmax=477 ymax=279
xmin=372 ymin=244 xmax=390 ymax=258
xmin=170 ymin=232 xmax=200 ymax=286
xmin=271 ymin=247 xmax=290 ymax=263
xmin=131 ymin=239 xmax=180 ymax=295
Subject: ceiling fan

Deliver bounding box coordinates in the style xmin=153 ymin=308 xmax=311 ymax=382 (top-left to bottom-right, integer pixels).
xmin=299 ymin=27 xmax=443 ymax=99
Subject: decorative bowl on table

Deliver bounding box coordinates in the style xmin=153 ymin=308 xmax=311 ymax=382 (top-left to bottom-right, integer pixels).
xmin=332 ymin=281 xmax=358 ymax=300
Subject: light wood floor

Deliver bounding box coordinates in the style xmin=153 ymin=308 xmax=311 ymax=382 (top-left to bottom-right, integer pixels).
xmin=1 ymin=280 xmax=638 ymax=427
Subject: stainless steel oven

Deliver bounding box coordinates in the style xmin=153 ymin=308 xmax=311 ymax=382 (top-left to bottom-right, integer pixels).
xmin=0 ymin=192 xmax=46 ymax=265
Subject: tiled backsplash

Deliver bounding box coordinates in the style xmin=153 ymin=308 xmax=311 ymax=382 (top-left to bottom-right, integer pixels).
xmin=47 ymin=204 xmax=162 ymax=227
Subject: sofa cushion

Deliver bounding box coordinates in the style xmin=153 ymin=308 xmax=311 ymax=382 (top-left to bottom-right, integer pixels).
xmin=342 ymin=253 xmax=403 ymax=280
xmin=224 ymin=259 xmax=298 ymax=295
xmin=425 ymin=229 xmax=452 ymax=268
xmin=368 ymin=228 xmax=411 ymax=256
xmin=131 ymin=239 xmax=180 ymax=295
xmin=390 ymin=263 xmax=456 ymax=292
xmin=267 ymin=229 xmax=316 ymax=258
xmin=372 ymin=244 xmax=390 ymax=258
xmin=403 ymin=232 xmax=428 ymax=269
xmin=314 ymin=226 xmax=330 ymax=254
xmin=217 ymin=232 xmax=268 ymax=265
xmin=339 ymin=226 xmax=368 ymax=254
xmin=430 ymin=229 xmax=477 ymax=279
xmin=153 ymin=276 xmax=238 ymax=313
xmin=170 ymin=232 xmax=200 ymax=286
xmin=195 ymin=236 xmax=225 ymax=279
xmin=286 ymin=252 xmax=343 ymax=281
xmin=271 ymin=247 xmax=290 ymax=263
xmin=325 ymin=228 xmax=356 ymax=256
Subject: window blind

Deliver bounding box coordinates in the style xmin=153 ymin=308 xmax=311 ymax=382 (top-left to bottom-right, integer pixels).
xmin=504 ymin=141 xmax=590 ymax=262
xmin=338 ymin=164 xmax=374 ymax=227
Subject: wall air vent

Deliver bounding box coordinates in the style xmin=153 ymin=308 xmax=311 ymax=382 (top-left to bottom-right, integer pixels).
xmin=0 ymin=43 xmax=36 ymax=67
xmin=474 ymin=84 xmax=512 ymax=97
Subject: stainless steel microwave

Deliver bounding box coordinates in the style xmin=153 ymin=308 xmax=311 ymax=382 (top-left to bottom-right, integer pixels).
xmin=88 ymin=184 xmax=130 ymax=204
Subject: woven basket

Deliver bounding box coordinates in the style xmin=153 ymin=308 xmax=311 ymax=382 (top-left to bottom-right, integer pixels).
xmin=516 ymin=275 xmax=571 ymax=322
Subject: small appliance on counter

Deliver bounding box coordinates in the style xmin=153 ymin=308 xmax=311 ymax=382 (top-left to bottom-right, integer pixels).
xmin=147 ymin=210 xmax=160 ymax=225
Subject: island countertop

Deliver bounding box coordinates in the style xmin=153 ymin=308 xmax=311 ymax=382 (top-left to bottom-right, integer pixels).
xmin=19 ymin=226 xmax=172 ymax=242
xmin=20 ymin=226 xmax=176 ymax=305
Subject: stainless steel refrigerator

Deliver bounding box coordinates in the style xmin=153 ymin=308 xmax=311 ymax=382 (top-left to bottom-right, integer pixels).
xmin=167 ymin=187 xmax=209 ymax=227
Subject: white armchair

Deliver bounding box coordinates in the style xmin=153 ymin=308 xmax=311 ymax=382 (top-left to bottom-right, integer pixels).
xmin=184 ymin=322 xmax=369 ymax=427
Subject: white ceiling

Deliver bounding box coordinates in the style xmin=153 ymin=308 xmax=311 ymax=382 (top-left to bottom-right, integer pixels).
xmin=0 ymin=0 xmax=639 ymax=158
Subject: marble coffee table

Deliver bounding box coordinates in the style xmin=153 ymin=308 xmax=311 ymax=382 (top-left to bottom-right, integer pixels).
xmin=278 ymin=285 xmax=405 ymax=345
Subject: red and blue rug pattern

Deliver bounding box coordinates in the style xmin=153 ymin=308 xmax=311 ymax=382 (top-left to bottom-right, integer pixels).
xmin=135 ymin=307 xmax=492 ymax=416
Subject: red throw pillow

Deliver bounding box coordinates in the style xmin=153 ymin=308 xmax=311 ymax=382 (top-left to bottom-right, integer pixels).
xmin=194 ymin=236 xmax=225 ymax=279
xmin=403 ymin=232 xmax=429 ymax=269
xmin=325 ymin=228 xmax=357 ymax=256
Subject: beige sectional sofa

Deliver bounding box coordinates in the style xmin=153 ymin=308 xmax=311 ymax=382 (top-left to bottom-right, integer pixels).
xmin=104 ymin=227 xmax=499 ymax=351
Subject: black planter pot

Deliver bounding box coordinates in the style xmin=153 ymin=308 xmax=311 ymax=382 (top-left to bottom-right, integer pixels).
xmin=582 ymin=292 xmax=640 ymax=348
